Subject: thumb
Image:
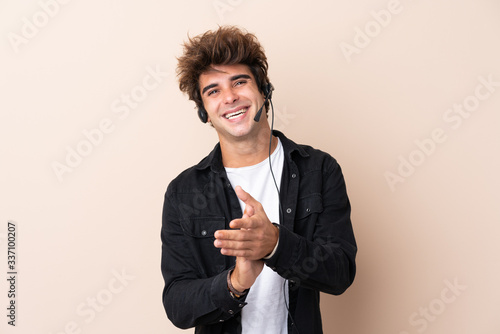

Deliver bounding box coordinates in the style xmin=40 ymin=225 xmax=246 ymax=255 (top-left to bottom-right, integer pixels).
xmin=243 ymin=204 xmax=255 ymax=218
xmin=235 ymin=186 xmax=256 ymax=216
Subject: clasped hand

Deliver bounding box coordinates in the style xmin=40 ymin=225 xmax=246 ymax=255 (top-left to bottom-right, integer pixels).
xmin=214 ymin=186 xmax=279 ymax=260
xmin=214 ymin=186 xmax=279 ymax=291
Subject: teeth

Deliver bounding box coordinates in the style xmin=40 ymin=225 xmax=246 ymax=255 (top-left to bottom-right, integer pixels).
xmin=225 ymin=108 xmax=247 ymax=119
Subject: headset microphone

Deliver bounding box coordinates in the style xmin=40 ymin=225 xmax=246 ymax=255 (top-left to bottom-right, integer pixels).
xmin=254 ymin=83 xmax=274 ymax=122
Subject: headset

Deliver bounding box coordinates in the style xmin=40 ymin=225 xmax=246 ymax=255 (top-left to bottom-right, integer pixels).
xmin=197 ymin=82 xmax=274 ymax=123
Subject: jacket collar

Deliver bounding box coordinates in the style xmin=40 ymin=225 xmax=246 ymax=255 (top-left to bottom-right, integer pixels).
xmin=194 ymin=130 xmax=309 ymax=173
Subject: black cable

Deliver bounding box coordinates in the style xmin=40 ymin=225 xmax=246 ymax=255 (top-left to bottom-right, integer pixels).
xmin=283 ymin=279 xmax=300 ymax=334
xmin=268 ymin=99 xmax=283 ymax=218
xmin=268 ymin=99 xmax=300 ymax=334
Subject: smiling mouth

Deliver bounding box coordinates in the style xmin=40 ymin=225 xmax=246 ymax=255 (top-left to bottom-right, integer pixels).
xmin=224 ymin=107 xmax=248 ymax=120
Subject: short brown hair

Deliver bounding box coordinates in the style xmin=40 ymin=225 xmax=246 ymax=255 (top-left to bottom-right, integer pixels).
xmin=177 ymin=26 xmax=270 ymax=110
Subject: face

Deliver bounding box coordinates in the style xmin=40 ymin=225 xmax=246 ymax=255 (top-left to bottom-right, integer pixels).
xmin=199 ymin=64 xmax=267 ymax=142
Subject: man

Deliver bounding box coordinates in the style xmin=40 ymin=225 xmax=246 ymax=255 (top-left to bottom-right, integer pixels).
xmin=161 ymin=26 xmax=357 ymax=334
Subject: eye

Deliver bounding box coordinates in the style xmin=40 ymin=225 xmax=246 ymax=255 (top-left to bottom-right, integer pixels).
xmin=207 ymin=89 xmax=219 ymax=96
xmin=234 ymin=80 xmax=247 ymax=87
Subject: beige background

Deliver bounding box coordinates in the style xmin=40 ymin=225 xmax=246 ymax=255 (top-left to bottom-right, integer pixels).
xmin=1 ymin=0 xmax=499 ymax=333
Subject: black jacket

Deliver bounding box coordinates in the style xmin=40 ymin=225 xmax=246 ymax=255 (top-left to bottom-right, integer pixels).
xmin=161 ymin=131 xmax=357 ymax=333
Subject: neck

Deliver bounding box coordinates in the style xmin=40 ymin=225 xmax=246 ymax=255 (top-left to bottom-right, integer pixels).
xmin=220 ymin=129 xmax=278 ymax=168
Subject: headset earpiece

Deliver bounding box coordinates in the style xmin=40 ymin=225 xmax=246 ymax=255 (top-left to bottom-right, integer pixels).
xmin=254 ymin=82 xmax=274 ymax=122
xmin=198 ymin=105 xmax=208 ymax=123
xmin=263 ymin=82 xmax=274 ymax=99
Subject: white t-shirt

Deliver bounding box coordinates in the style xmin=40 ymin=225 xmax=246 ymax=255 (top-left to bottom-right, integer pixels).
xmin=225 ymin=138 xmax=288 ymax=334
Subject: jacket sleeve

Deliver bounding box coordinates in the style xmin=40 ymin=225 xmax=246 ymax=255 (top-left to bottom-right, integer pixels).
xmin=160 ymin=187 xmax=247 ymax=329
xmin=264 ymin=158 xmax=357 ymax=295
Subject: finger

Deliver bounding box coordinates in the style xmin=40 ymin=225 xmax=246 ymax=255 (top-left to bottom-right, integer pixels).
xmin=214 ymin=238 xmax=250 ymax=250
xmin=214 ymin=238 xmax=257 ymax=257
xmin=214 ymin=228 xmax=250 ymax=241
xmin=243 ymin=204 xmax=255 ymax=217
xmin=235 ymin=186 xmax=260 ymax=218
xmin=235 ymin=186 xmax=259 ymax=209
xmin=229 ymin=217 xmax=256 ymax=229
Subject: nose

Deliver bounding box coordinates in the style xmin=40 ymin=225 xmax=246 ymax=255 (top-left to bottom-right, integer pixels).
xmin=222 ymin=87 xmax=238 ymax=104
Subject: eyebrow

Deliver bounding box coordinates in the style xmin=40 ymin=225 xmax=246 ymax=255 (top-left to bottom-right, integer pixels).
xmin=201 ymin=74 xmax=252 ymax=95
